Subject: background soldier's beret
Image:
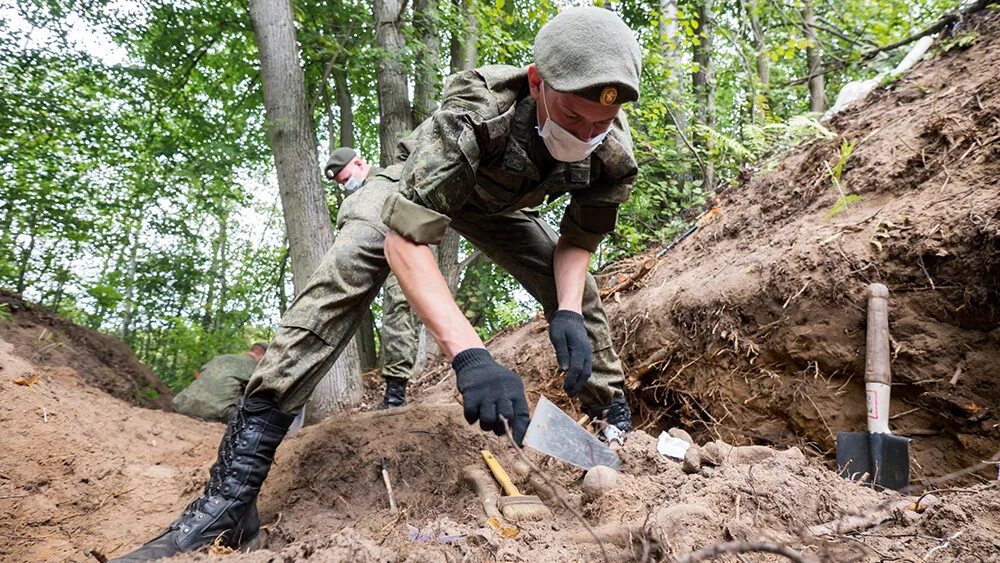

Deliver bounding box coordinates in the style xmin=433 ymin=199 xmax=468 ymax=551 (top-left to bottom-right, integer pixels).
xmin=324 ymin=147 xmax=358 ymax=179
xmin=533 ymin=7 xmax=641 ymax=105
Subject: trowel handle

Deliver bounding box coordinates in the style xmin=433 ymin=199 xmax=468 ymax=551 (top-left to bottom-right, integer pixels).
xmin=865 ymin=283 xmax=891 ymax=434
xmin=481 ymin=450 xmax=523 ymax=497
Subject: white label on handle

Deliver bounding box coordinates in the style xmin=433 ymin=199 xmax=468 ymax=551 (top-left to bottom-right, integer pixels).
xmin=865 ymin=382 xmax=890 ymax=434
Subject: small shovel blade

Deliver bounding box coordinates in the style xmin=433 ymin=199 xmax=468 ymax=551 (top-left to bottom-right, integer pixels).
xmin=837 ymin=431 xmax=910 ymax=491
xmin=523 ymin=396 xmax=621 ymax=471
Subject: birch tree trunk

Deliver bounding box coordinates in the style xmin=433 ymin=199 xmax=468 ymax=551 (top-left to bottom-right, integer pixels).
xmin=249 ymin=0 xmax=363 ymax=421
xmin=119 ymin=219 xmax=139 ymax=340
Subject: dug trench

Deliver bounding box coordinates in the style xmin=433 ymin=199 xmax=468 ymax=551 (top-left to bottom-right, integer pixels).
xmin=1 ymin=8 xmax=999 ymax=563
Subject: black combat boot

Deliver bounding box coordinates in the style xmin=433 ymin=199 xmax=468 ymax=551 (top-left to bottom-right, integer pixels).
xmin=585 ymin=394 xmax=633 ymax=444
xmin=377 ymin=376 xmax=408 ymax=409
xmin=111 ymin=397 xmax=295 ymax=561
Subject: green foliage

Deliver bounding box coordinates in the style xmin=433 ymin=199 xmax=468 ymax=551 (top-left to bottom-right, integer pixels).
xmin=825 ymin=139 xmax=860 ymax=219
xmin=0 ymin=0 xmax=966 ymax=381
xmin=0 ymin=304 xmax=10 ymax=322
xmin=938 ymin=32 xmax=979 ymax=52
xmin=826 ymin=194 xmax=863 ymax=219
xmin=830 ymin=139 xmax=857 ymax=183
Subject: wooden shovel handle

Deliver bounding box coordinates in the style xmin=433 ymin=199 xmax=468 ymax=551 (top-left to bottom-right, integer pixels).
xmin=865 ymin=283 xmax=891 ymax=386
xmin=481 ymin=450 xmax=522 ymax=497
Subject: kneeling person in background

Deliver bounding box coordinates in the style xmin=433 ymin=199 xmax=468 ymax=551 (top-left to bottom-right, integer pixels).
xmin=172 ymin=343 xmax=268 ymax=421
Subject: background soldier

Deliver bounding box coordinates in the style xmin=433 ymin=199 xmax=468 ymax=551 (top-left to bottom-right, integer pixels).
xmin=325 ymin=147 xmax=424 ymax=409
xmin=171 ymin=343 xmax=267 ymax=421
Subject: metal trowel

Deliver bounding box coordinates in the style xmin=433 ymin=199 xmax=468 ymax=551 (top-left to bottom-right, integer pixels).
xmin=522 ymin=395 xmax=621 ymax=471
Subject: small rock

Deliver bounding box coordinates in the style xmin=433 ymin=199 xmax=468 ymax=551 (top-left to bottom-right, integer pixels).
xmin=582 ymin=465 xmax=619 ymax=498
xmin=682 ymin=445 xmax=702 ymax=474
xmin=667 ymin=427 xmax=694 ymax=444
xmin=701 ymin=442 xmax=732 ymax=466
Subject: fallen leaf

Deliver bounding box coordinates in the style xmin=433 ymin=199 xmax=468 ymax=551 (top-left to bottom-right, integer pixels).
xmin=13 ymin=374 xmax=39 ymax=387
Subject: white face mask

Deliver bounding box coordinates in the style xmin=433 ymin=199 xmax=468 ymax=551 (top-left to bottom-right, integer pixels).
xmin=343 ymin=175 xmax=363 ymax=192
xmin=536 ymin=82 xmax=609 ymax=162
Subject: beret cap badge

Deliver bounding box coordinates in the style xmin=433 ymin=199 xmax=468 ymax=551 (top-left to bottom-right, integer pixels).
xmin=600 ymin=86 xmax=618 ymax=105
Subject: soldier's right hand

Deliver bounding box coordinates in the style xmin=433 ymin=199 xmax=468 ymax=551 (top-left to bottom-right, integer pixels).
xmin=452 ymin=348 xmax=530 ymax=445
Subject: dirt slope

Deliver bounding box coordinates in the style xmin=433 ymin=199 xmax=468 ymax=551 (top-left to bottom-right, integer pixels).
xmin=490 ymin=9 xmax=1000 ymax=485
xmin=0 ymin=339 xmax=216 ymax=562
xmin=3 ymin=338 xmax=997 ymax=562
xmin=0 ymin=291 xmax=173 ymax=410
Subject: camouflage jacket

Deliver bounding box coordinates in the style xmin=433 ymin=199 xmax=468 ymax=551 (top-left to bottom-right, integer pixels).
xmin=380 ymin=65 xmax=638 ymax=252
xmin=172 ymin=353 xmax=257 ymax=421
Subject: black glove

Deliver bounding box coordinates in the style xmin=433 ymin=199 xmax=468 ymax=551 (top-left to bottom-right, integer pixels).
xmin=453 ymin=348 xmax=530 ymax=445
xmin=548 ymin=310 xmax=593 ymax=397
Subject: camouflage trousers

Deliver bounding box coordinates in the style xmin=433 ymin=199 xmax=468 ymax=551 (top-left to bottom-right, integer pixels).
xmin=379 ymin=270 xmax=426 ymax=380
xmin=246 ymin=171 xmax=626 ymax=412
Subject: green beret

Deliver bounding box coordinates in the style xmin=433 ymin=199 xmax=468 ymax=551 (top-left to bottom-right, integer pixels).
xmin=533 ymin=7 xmax=641 ymax=105
xmin=324 ymin=147 xmax=358 ymax=179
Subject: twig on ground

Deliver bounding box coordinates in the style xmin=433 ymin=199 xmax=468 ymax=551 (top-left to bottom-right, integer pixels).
xmin=673 ymin=540 xmax=817 ymax=563
xmin=501 ymin=417 xmax=610 ymax=563
xmin=924 ymin=530 xmax=964 ymax=560
xmin=782 ymin=280 xmax=812 ymax=309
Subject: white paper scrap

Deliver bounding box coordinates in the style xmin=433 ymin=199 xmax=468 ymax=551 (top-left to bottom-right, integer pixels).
xmin=657 ymin=431 xmax=690 ymax=460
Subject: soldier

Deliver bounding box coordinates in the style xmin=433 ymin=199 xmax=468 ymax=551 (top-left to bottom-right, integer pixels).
xmin=172 ymin=343 xmax=268 ymax=421
xmin=325 ymin=146 xmax=423 ymax=409
xmin=113 ymin=7 xmax=640 ymax=560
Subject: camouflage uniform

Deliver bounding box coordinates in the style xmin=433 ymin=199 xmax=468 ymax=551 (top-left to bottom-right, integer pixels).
xmin=247 ymin=65 xmax=636 ymax=413
xmin=379 ymin=268 xmax=426 ymax=380
xmin=173 ymin=353 xmax=258 ymax=421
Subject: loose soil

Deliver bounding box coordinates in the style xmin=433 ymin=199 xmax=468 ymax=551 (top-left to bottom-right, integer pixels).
xmin=0 ymin=291 xmax=173 ymax=411
xmin=3 ymin=9 xmax=1000 ymax=563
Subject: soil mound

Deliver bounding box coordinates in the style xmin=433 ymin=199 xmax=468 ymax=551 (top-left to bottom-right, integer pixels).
xmin=1 ymin=298 xmax=996 ymax=561
xmin=0 ymin=339 xmax=217 ymax=562
xmin=489 ymin=9 xmax=1000 ymax=484
xmin=0 ymin=291 xmax=172 ymax=410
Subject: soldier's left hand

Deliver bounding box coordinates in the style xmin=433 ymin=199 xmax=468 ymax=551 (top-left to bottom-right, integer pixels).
xmin=548 ymin=310 xmax=593 ymax=397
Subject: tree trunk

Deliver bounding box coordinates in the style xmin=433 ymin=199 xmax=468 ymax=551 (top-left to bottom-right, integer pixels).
xmin=202 ymin=213 xmax=225 ymax=330
xmin=15 ymin=227 xmax=35 ymax=294
xmin=660 ymin=0 xmax=690 ymax=189
xmin=744 ymin=0 xmax=769 ymax=122
xmin=802 ymin=0 xmax=825 ymax=113
xmin=276 ymin=244 xmax=289 ymax=315
xmin=119 ymin=222 xmax=139 ymax=341
xmin=249 ymin=0 xmax=363 ymax=420
xmin=374 ymin=0 xmax=412 ymax=166
xmin=412 ymin=0 xmax=441 ymax=124
xmin=332 ymin=67 xmax=354 ymax=147
xmin=215 ymin=212 xmax=229 ymax=331
xmin=462 ymin=0 xmax=478 ymax=71
xmin=692 ymin=0 xmax=716 ymax=192
xmin=321 ymin=68 xmax=337 ymax=156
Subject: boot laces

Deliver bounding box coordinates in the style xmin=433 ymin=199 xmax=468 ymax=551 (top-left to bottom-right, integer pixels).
xmin=176 ymin=406 xmax=250 ymax=524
